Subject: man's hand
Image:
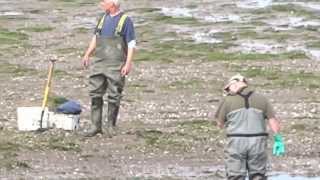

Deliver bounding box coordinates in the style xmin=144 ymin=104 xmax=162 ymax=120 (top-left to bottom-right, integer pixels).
xmin=121 ymin=62 xmax=132 ymax=76
xmin=217 ymin=120 xmax=224 ymax=129
xmin=81 ymin=36 xmax=96 ymax=69
xmin=82 ymin=55 xmax=90 ymax=69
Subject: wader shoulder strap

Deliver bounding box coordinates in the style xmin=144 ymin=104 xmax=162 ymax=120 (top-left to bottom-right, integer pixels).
xmin=115 ymin=13 xmax=128 ymax=35
xmin=96 ymin=13 xmax=107 ymax=35
xmin=238 ymin=91 xmax=253 ymax=109
xmin=227 ymin=90 xmax=268 ymax=138
xmin=95 ymin=13 xmax=128 ymax=36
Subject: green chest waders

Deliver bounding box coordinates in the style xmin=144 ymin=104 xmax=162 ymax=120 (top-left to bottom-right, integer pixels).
xmin=92 ymin=35 xmax=127 ymax=74
xmin=84 ymin=13 xmax=128 ymax=137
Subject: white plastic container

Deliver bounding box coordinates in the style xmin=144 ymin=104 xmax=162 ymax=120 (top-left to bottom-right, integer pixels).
xmin=50 ymin=113 xmax=80 ymax=131
xmin=17 ymin=107 xmax=50 ymax=131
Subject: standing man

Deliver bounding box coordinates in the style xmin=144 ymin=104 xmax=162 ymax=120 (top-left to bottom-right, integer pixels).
xmin=81 ymin=0 xmax=136 ymax=137
xmin=214 ymin=74 xmax=285 ymax=180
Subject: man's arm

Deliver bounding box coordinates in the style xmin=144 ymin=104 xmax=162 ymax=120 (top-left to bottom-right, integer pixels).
xmin=268 ymin=117 xmax=280 ymax=133
xmin=121 ymin=46 xmax=135 ymax=76
xmin=264 ymin=98 xmax=280 ymax=134
xmin=214 ymin=98 xmax=227 ymax=129
xmin=82 ymin=35 xmax=97 ymax=68
xmin=120 ymin=16 xmax=136 ymax=76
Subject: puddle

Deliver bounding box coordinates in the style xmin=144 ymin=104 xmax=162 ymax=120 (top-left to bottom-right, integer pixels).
xmin=165 ymin=165 xmax=222 ymax=178
xmin=287 ymin=44 xmax=320 ymax=60
xmin=265 ymin=16 xmax=320 ymax=30
xmin=201 ymin=14 xmax=242 ymax=23
xmin=159 ymin=2 xmax=319 ymax=27
xmin=192 ymin=30 xmax=223 ymax=44
xmin=0 ymin=11 xmax=23 ymax=16
xmin=231 ymin=40 xmax=319 ymax=61
xmin=171 ymin=26 xmax=225 ymax=44
xmin=308 ymin=49 xmax=320 ymax=61
xmin=238 ymin=40 xmax=283 ymax=54
xmin=286 ymin=43 xmax=305 ymax=51
xmin=276 ymin=1 xmax=320 ymax=11
xmin=286 ymin=18 xmax=320 ymax=28
xmin=160 ymin=5 xmax=319 ymax=61
xmin=197 ymin=13 xmax=250 ymax=23
xmin=127 ymin=164 xmax=224 ymax=179
xmin=271 ymin=26 xmax=293 ymax=31
xmin=67 ymin=16 xmax=96 ymax=30
xmin=237 ymin=0 xmax=320 ymax=11
xmin=236 ymin=0 xmax=273 ymax=9
xmin=270 ymin=174 xmax=320 ymax=180
xmin=294 ymin=2 xmax=320 ymax=11
xmin=127 ymin=163 xmax=320 ymax=180
xmin=160 ymin=7 xmax=193 ymax=18
xmin=160 ymin=7 xmax=246 ymax=23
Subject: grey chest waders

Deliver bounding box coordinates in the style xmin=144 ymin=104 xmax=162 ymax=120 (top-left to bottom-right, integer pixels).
xmin=92 ymin=35 xmax=127 ymax=73
xmin=225 ymin=91 xmax=268 ymax=179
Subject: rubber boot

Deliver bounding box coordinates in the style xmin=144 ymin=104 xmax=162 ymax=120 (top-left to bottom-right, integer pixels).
xmin=228 ymin=176 xmax=246 ymax=180
xmin=104 ymin=102 xmax=120 ymax=137
xmin=83 ymin=97 xmax=103 ymax=137
xmin=249 ymin=174 xmax=267 ymax=180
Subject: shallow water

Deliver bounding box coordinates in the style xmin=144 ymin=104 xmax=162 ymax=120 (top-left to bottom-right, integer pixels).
xmin=238 ymin=0 xmax=320 ymax=11
xmin=0 ymin=11 xmax=23 ymax=16
xmin=265 ymin=16 xmax=320 ymax=28
xmin=286 ymin=45 xmax=320 ymax=61
xmin=296 ymin=2 xmax=320 ymax=11
xmin=160 ymin=7 xmax=247 ymax=23
xmin=161 ymin=7 xmax=193 ymax=18
xmin=201 ymin=14 xmax=242 ymax=23
xmin=236 ymin=0 xmax=273 ymax=9
xmin=270 ymin=174 xmax=320 ymax=180
xmin=71 ymin=16 xmax=96 ymax=29
xmin=133 ymin=164 xmax=320 ymax=180
xmin=308 ymin=49 xmax=320 ymax=61
xmin=159 ymin=1 xmax=319 ymax=61
xmin=192 ymin=31 xmax=222 ymax=44
xmin=239 ymin=41 xmax=283 ymax=54
xmin=276 ymin=2 xmax=320 ymax=11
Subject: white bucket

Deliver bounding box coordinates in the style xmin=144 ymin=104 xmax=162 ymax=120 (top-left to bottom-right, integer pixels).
xmin=17 ymin=107 xmax=50 ymax=131
xmin=50 ymin=113 xmax=80 ymax=131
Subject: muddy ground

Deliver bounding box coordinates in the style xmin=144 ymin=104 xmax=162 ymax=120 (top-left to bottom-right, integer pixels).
xmin=0 ymin=0 xmax=320 ymax=179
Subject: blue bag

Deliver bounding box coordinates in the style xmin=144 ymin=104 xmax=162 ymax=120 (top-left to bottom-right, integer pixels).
xmin=57 ymin=100 xmax=82 ymax=114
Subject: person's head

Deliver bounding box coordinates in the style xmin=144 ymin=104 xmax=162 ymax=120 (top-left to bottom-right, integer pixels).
xmin=224 ymin=74 xmax=248 ymax=94
xmin=100 ymin=0 xmax=120 ymax=13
